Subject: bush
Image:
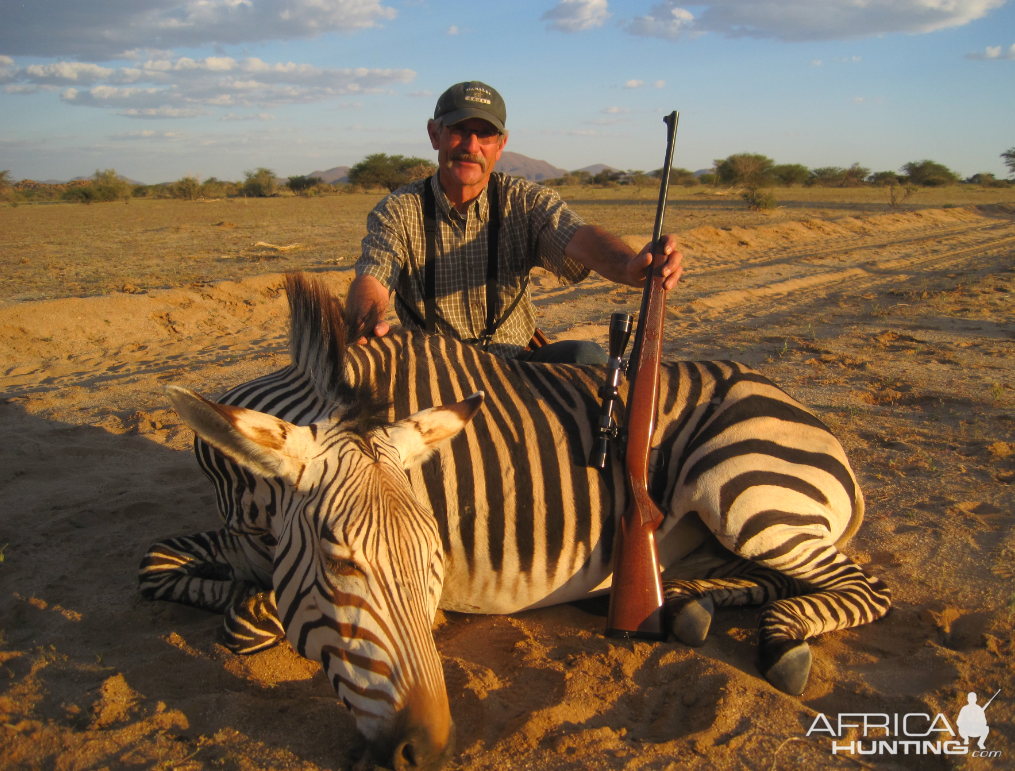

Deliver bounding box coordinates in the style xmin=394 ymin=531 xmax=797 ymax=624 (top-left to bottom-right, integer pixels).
xmin=716 ymin=153 xmax=775 ymax=188
xmin=174 ymin=176 xmax=201 ymax=200
xmin=742 ymin=188 xmax=778 ymax=210
xmin=62 ymin=169 xmax=134 ymax=203
xmin=348 ymin=154 xmax=437 ymax=192
xmin=286 ymin=175 xmax=323 ymax=196
xmin=242 ymin=167 xmax=278 ymax=197
xmin=808 ymin=167 xmax=845 ymax=187
xmin=901 ymin=160 xmax=959 ymax=187
xmin=772 ymin=163 xmax=809 ymax=187
xmin=869 ymin=171 xmax=901 ymax=187
xmin=697 ymin=172 xmax=717 ymax=186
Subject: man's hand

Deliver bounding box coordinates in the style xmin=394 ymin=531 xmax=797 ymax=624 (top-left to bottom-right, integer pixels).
xmin=627 ymin=234 xmax=682 ymax=291
xmin=347 ymin=274 xmax=391 ymax=345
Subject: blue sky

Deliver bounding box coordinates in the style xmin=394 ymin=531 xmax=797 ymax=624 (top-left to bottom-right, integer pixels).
xmin=0 ymin=0 xmax=1012 ymax=183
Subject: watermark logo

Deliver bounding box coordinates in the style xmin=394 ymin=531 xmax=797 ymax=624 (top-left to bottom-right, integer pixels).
xmin=805 ymin=689 xmax=1001 ymax=758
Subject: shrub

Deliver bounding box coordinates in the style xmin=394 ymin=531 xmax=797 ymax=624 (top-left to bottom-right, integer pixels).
xmin=841 ymin=163 xmax=871 ymax=186
xmin=901 ymin=160 xmax=959 ymax=187
xmin=242 ymin=167 xmax=278 ymax=197
xmin=772 ymin=163 xmax=809 ymax=187
xmin=869 ymin=171 xmax=901 ymax=187
xmin=808 ymin=167 xmax=845 ymax=187
xmin=286 ymin=175 xmax=323 ymax=196
xmin=742 ymin=188 xmax=778 ymax=210
xmin=174 ymin=176 xmax=201 ymax=200
xmin=716 ymin=153 xmax=775 ymax=188
xmin=697 ymin=172 xmax=717 ymax=186
xmin=886 ymin=183 xmax=918 ymax=209
xmin=62 ymin=169 xmax=134 ymax=203
xmin=348 ymin=154 xmax=437 ymax=192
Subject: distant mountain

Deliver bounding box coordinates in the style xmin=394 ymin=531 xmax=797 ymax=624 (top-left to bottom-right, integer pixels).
xmin=306 ymin=166 xmax=351 ymax=184
xmin=573 ymin=163 xmax=621 ymax=175
xmin=496 ymin=152 xmax=568 ymax=182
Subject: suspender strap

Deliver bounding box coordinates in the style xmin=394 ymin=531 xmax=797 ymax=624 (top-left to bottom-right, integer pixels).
xmin=422 ymin=177 xmax=438 ymax=334
xmin=405 ymin=174 xmax=525 ymax=349
xmin=482 ymin=174 xmax=500 ymax=344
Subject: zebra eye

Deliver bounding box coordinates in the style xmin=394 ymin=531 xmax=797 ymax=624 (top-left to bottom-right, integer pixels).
xmin=325 ymin=556 xmax=365 ymax=578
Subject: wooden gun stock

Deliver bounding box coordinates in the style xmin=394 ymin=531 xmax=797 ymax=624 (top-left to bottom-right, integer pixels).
xmin=606 ymin=111 xmax=679 ymax=640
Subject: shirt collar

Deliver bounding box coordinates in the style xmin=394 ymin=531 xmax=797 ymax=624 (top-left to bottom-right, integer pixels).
xmin=431 ymin=173 xmax=490 ymax=224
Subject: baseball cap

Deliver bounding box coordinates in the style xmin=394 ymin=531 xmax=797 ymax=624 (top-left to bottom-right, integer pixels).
xmin=433 ymin=81 xmax=506 ymax=132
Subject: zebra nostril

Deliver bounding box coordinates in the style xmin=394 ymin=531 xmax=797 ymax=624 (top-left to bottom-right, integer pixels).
xmin=393 ymin=740 xmax=418 ymax=770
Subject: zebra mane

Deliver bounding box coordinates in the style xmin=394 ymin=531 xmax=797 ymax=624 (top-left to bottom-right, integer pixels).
xmin=284 ymin=273 xmax=389 ymax=433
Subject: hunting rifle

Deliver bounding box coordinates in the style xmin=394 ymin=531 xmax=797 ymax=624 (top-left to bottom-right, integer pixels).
xmin=592 ymin=111 xmax=679 ymax=639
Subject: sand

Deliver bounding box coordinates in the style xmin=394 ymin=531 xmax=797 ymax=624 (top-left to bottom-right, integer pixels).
xmin=2 ymin=204 xmax=1014 ymax=770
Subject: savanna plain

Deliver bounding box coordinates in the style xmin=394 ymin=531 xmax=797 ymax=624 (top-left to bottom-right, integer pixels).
xmin=2 ymin=184 xmax=1015 ymax=771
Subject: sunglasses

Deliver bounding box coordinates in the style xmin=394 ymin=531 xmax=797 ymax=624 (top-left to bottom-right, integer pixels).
xmin=446 ymin=125 xmax=502 ymax=145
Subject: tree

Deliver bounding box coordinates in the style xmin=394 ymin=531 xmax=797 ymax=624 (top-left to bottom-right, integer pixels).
xmin=1002 ymin=147 xmax=1015 ymax=178
xmin=841 ymin=163 xmax=871 ymax=187
xmin=808 ymin=167 xmax=845 ymax=187
xmin=901 ymin=160 xmax=959 ymax=187
xmin=287 ymin=175 xmax=322 ymax=196
xmin=652 ymin=166 xmax=698 ymax=186
xmin=243 ymin=167 xmax=278 ymax=197
xmin=174 ymin=176 xmax=201 ymax=200
xmin=772 ymin=163 xmax=809 ymax=187
xmin=348 ymin=154 xmax=436 ymax=192
xmin=93 ymin=168 xmax=134 ymax=201
xmin=0 ymin=169 xmax=11 ymax=201
xmin=715 ymin=153 xmax=775 ymax=188
xmin=869 ymin=171 xmax=900 ymax=187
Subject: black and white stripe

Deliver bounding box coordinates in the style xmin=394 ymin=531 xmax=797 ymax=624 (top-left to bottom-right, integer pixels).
xmin=140 ymin=273 xmax=890 ymax=765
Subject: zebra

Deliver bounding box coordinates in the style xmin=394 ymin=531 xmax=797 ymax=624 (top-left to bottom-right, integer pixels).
xmin=140 ymin=273 xmax=890 ymax=771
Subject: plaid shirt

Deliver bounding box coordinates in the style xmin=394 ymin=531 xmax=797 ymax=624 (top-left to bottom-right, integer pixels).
xmin=356 ymin=172 xmax=588 ymax=358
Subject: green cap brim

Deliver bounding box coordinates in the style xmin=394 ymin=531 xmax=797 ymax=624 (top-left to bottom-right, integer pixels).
xmin=439 ymin=108 xmax=505 ymax=133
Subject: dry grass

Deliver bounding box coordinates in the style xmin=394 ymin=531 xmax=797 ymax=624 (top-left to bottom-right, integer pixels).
xmin=2 ymin=185 xmax=1014 ymax=305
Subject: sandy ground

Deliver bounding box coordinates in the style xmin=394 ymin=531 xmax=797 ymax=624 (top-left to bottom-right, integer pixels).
xmin=2 ymin=204 xmax=1015 ymax=770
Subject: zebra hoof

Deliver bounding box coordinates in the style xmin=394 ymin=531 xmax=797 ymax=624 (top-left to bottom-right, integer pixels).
xmin=758 ymin=640 xmax=812 ymax=696
xmin=671 ymin=597 xmax=714 ymax=647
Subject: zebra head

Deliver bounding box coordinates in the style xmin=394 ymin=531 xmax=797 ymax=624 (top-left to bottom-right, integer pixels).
xmin=166 ymin=385 xmax=485 ymax=771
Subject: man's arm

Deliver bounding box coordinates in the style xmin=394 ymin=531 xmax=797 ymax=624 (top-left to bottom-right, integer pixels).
xmin=347 ymin=274 xmax=391 ymax=344
xmin=564 ymin=224 xmax=682 ymax=291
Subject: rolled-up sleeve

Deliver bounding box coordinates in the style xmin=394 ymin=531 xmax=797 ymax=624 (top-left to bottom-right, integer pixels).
xmin=525 ymin=185 xmax=589 ymax=284
xmin=356 ymin=193 xmax=411 ymax=292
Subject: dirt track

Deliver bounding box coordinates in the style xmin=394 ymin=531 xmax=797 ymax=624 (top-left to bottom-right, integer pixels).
xmin=2 ymin=205 xmax=1014 ymax=770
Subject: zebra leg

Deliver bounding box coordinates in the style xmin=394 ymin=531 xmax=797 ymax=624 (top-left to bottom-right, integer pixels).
xmin=752 ymin=545 xmax=891 ymax=696
xmin=662 ymin=545 xmax=807 ymax=648
xmin=139 ymin=529 xmax=259 ymax=614
xmin=222 ymin=590 xmax=286 ymax=654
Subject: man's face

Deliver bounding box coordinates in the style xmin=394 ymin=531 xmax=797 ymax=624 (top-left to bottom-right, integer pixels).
xmin=428 ymin=117 xmax=507 ymax=191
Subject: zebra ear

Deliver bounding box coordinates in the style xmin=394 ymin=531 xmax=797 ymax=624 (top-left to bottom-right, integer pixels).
xmin=165 ymin=386 xmax=314 ymax=484
xmin=386 ymin=391 xmax=484 ymax=468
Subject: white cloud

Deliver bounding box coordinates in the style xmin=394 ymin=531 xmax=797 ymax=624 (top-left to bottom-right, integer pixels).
xmin=111 ymin=130 xmax=184 ymax=141
xmin=121 ymin=107 xmax=208 ymax=118
xmin=220 ymin=112 xmax=277 ymax=121
xmin=653 ymin=80 xmax=666 ymax=88
xmin=623 ymin=0 xmax=1004 ymax=43
xmin=811 ymin=59 xmax=823 ymax=66
xmin=407 ymin=90 xmax=433 ymax=97
xmin=624 ymin=2 xmax=695 ymax=41
xmin=602 ymin=106 xmax=630 ymax=113
xmin=447 ymin=25 xmax=459 ymax=35
xmin=966 ymin=43 xmax=1015 ymax=59
xmin=0 ymin=0 xmax=399 ymax=60
xmin=5 ymin=55 xmax=416 ymax=114
xmin=543 ymin=0 xmax=610 ymax=32
xmin=624 ymin=79 xmax=644 ymax=88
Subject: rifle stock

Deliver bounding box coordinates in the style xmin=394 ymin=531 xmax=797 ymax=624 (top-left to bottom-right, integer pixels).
xmin=606 ymin=111 xmax=679 ymax=640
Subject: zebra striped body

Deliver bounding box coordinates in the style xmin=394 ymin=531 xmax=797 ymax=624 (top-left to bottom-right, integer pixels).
xmin=140 ymin=274 xmax=890 ymax=770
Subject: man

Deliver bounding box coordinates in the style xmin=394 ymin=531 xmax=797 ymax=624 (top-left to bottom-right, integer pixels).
xmin=347 ymin=80 xmax=682 ymax=363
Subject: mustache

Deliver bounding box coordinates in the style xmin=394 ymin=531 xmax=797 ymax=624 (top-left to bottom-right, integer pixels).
xmin=447 ymin=152 xmax=487 ymax=171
